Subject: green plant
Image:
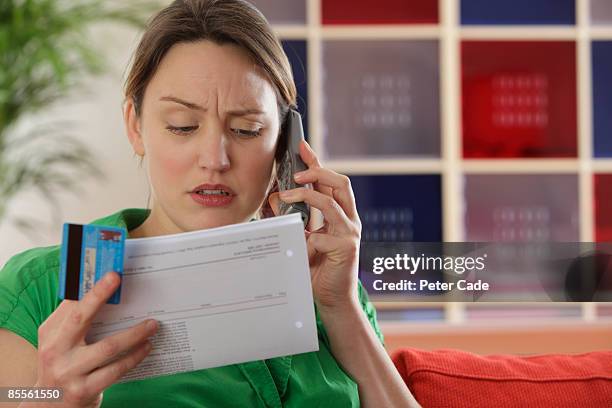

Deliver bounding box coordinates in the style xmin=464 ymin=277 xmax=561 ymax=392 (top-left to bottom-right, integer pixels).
xmin=0 ymin=0 xmax=160 ymax=236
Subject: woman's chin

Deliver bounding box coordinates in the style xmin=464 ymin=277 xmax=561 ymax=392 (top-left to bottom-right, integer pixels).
xmin=188 ymin=215 xmax=250 ymax=231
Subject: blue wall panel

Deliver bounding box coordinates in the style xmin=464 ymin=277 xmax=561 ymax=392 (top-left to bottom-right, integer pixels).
xmin=461 ymin=0 xmax=575 ymax=25
xmin=282 ymin=40 xmax=309 ymax=137
xmin=593 ymin=41 xmax=612 ymax=157
xmin=349 ymin=175 xmax=442 ymax=242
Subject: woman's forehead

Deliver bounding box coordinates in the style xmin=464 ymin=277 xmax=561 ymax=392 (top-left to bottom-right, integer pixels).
xmin=146 ymin=40 xmax=277 ymax=111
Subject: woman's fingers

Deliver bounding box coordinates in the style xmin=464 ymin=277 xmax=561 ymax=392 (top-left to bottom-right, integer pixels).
xmin=306 ymin=232 xmax=359 ymax=269
xmin=293 ymin=167 xmax=359 ymax=223
xmin=299 ymin=141 xmax=333 ymax=197
xmin=61 ymin=272 xmax=121 ymax=348
xmin=279 ymin=187 xmax=355 ymax=235
xmin=36 ymin=272 xmax=155 ymax=404
xmin=76 ymin=319 xmax=158 ymax=373
xmin=299 ymin=139 xmax=322 ymax=168
xmin=85 ymin=340 xmax=152 ymax=396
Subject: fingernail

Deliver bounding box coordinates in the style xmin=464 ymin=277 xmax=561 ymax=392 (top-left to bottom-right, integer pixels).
xmin=146 ymin=319 xmax=158 ymax=330
xmin=103 ymin=273 xmax=115 ymax=285
xmin=294 ymin=172 xmax=305 ymax=181
xmin=280 ymin=190 xmax=297 ymax=200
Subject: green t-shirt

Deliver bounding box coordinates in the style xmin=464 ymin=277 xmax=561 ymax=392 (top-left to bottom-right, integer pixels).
xmin=0 ymin=208 xmax=384 ymax=407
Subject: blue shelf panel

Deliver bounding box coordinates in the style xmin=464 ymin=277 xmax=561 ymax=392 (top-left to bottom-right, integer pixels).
xmin=281 ymin=40 xmax=309 ymax=137
xmin=592 ymin=41 xmax=612 ymax=158
xmin=351 ymin=175 xmax=442 ymax=301
xmin=461 ymin=0 xmax=575 ymax=25
xmin=350 ymin=174 xmax=442 ymax=242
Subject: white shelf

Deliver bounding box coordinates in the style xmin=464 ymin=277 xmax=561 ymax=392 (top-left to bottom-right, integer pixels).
xmin=321 ymin=25 xmax=440 ymax=39
xmin=592 ymin=159 xmax=612 ymax=172
xmin=462 ymin=159 xmax=580 ymax=173
xmin=589 ymin=27 xmax=612 ymax=39
xmin=271 ymin=0 xmax=609 ymax=325
xmin=273 ymin=25 xmax=309 ymax=39
xmin=325 ymin=158 xmax=442 ymax=174
xmin=461 ymin=26 xmax=577 ymax=40
xmin=273 ymin=26 xmax=612 ymax=41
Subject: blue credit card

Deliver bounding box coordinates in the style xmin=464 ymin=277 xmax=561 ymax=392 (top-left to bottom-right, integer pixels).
xmin=59 ymin=223 xmax=126 ymax=304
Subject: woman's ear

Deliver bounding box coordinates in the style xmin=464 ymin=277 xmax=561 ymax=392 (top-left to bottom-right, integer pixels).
xmin=259 ymin=173 xmax=280 ymax=219
xmin=123 ymin=99 xmax=145 ymax=157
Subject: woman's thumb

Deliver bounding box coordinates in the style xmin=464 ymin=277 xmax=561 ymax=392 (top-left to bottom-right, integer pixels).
xmin=268 ymin=192 xmax=281 ymax=216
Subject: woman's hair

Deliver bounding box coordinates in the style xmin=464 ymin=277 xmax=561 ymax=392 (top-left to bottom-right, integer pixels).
xmin=124 ymin=0 xmax=297 ymax=125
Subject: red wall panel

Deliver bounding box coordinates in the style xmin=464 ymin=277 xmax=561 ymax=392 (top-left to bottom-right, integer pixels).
xmin=321 ymin=0 xmax=438 ymax=25
xmin=462 ymin=41 xmax=577 ymax=158
xmin=595 ymin=174 xmax=612 ymax=242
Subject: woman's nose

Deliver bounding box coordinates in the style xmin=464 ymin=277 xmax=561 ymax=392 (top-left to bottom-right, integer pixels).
xmin=197 ymin=131 xmax=230 ymax=172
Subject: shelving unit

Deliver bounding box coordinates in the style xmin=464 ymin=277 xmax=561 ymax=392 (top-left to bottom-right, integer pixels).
xmin=250 ymin=0 xmax=612 ymax=324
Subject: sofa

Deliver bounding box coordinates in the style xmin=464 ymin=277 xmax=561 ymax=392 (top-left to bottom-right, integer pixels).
xmin=385 ymin=322 xmax=612 ymax=407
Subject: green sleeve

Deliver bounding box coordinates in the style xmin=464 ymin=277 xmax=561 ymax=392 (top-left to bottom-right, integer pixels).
xmin=0 ymin=246 xmax=61 ymax=348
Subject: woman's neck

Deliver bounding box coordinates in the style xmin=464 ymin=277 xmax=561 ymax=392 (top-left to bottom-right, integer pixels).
xmin=128 ymin=205 xmax=259 ymax=239
xmin=128 ymin=217 xmax=152 ymax=238
xmin=128 ymin=206 xmax=176 ymax=238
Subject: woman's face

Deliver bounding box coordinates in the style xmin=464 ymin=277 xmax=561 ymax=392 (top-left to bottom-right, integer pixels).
xmin=125 ymin=40 xmax=280 ymax=234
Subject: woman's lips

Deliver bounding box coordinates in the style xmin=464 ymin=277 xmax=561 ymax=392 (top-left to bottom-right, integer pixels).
xmin=189 ymin=183 xmax=235 ymax=207
xmin=189 ymin=192 xmax=234 ymax=207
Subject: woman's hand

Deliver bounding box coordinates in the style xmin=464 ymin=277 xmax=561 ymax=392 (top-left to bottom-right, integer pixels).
xmin=269 ymin=146 xmax=422 ymax=407
xmin=33 ymin=272 xmax=158 ymax=407
xmin=269 ymin=140 xmax=362 ymax=311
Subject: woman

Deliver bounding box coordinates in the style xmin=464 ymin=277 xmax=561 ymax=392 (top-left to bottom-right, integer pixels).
xmin=0 ymin=1 xmax=420 ymax=406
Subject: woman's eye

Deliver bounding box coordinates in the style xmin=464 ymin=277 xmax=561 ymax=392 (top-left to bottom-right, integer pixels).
xmin=166 ymin=125 xmax=198 ymax=135
xmin=232 ymin=128 xmax=262 ymax=138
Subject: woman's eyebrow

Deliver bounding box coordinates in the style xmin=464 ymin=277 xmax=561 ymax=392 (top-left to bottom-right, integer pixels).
xmin=159 ymin=95 xmax=266 ymax=116
xmin=227 ymin=107 xmax=266 ymax=116
xmin=159 ymin=95 xmax=205 ymax=110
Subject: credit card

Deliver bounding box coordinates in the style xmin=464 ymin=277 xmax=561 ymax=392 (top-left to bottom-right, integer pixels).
xmin=59 ymin=223 xmax=126 ymax=304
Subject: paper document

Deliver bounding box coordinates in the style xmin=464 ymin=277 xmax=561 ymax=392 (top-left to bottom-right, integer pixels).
xmin=86 ymin=213 xmax=318 ymax=382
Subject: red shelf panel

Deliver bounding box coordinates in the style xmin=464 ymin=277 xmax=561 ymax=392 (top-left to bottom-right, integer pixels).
xmin=321 ymin=0 xmax=438 ymax=25
xmin=461 ymin=41 xmax=577 ymax=158
xmin=595 ymin=174 xmax=612 ymax=242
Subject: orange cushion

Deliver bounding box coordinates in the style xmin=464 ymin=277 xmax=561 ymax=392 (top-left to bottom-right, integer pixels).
xmin=391 ymin=348 xmax=612 ymax=408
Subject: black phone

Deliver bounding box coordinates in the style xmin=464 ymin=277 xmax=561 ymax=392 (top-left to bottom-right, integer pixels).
xmin=275 ymin=109 xmax=311 ymax=226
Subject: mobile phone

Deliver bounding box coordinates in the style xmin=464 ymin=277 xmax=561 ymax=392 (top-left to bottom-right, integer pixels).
xmin=275 ymin=109 xmax=311 ymax=226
